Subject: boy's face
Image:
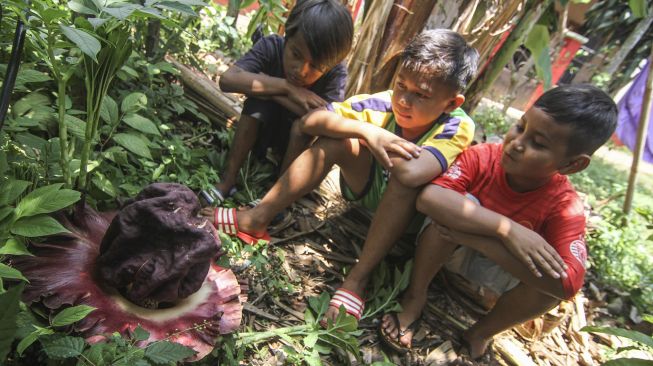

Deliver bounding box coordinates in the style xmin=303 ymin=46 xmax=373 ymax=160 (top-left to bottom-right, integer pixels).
xmin=391 ymin=67 xmax=461 ymax=131
xmin=501 ymin=107 xmax=575 ymax=180
xmin=283 ymin=34 xmax=325 ymax=87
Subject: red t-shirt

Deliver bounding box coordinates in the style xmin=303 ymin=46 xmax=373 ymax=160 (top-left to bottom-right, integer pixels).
xmin=432 ymin=143 xmax=587 ymax=299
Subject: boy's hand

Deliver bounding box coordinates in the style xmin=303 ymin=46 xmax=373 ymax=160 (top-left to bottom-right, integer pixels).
xmin=287 ymin=83 xmax=327 ymax=113
xmin=363 ymin=126 xmax=421 ymax=169
xmin=503 ymin=224 xmax=568 ymax=279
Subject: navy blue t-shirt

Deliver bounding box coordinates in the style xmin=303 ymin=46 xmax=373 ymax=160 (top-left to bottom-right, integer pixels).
xmin=235 ymin=34 xmax=347 ymax=105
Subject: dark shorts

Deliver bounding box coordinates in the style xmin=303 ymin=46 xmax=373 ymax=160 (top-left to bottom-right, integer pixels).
xmin=242 ymin=97 xmax=298 ymax=159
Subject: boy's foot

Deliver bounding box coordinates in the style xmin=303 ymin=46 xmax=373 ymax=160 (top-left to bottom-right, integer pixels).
xmin=461 ymin=330 xmax=493 ymax=360
xmin=379 ymin=311 xmax=421 ymax=352
xmin=321 ymin=280 xmax=367 ymax=325
xmin=199 ymin=207 xmax=271 ymax=245
xmin=320 ymin=288 xmax=365 ymax=328
xmin=378 ymin=292 xmax=426 ymax=351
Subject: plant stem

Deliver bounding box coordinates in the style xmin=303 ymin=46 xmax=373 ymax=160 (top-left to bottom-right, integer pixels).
xmin=237 ymin=325 xmax=309 ymax=346
xmin=57 ymin=79 xmax=70 ymax=187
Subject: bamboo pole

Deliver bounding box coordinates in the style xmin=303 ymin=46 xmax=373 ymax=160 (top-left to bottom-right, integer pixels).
xmin=623 ymin=54 xmax=653 ymax=214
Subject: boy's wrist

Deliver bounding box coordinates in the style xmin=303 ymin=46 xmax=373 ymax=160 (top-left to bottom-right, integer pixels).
xmin=496 ymin=218 xmax=513 ymax=241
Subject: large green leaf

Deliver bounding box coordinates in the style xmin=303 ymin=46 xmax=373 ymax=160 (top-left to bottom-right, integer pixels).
xmin=155 ymin=1 xmax=197 ymax=16
xmin=11 ymin=215 xmax=70 ymax=237
xmin=525 ymin=25 xmax=552 ymax=89
xmin=103 ymin=4 xmax=143 ymax=19
xmin=603 ymin=359 xmax=653 ymax=366
xmin=17 ymin=327 xmax=54 ymax=355
xmin=629 ymin=0 xmax=648 ymax=18
xmin=100 ymin=95 xmax=120 ymax=126
xmin=0 ymin=284 xmax=24 ymax=361
xmin=120 ymin=92 xmax=147 ymax=114
xmin=68 ymin=0 xmax=99 ymax=15
xmin=112 ymin=133 xmax=152 ymax=159
xmin=582 ymin=326 xmax=653 ymax=348
xmin=0 ymin=179 xmax=30 ymax=205
xmin=64 ymin=114 xmax=87 ymax=140
xmin=59 ymin=25 xmax=101 ymax=62
xmin=15 ymin=185 xmax=80 ymax=217
xmin=51 ymin=305 xmax=96 ymax=327
xmin=0 ymin=238 xmax=33 ymax=256
xmin=145 ymin=341 xmax=196 ymax=364
xmin=0 ymin=263 xmax=28 ymax=281
xmin=123 ymin=114 xmax=161 ymax=136
xmin=41 ymin=336 xmax=86 ymax=359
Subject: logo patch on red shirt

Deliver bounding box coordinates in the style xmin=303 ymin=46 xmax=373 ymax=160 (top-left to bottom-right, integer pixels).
xmin=444 ymin=162 xmax=462 ymax=180
xmin=569 ymin=239 xmax=587 ymax=268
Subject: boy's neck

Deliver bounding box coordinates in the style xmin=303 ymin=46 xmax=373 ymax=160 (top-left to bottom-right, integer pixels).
xmin=504 ymin=173 xmax=553 ymax=193
xmin=401 ymin=125 xmax=431 ymax=141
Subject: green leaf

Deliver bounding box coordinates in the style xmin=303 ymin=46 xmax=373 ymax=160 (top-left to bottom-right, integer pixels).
xmin=15 ymin=185 xmax=80 ymax=217
xmin=120 ymin=92 xmax=148 ymax=114
xmin=173 ymin=0 xmax=207 ymax=6
xmin=303 ymin=333 xmax=319 ymax=348
xmin=65 ymin=114 xmax=87 ymax=140
xmin=0 ymin=263 xmax=28 ymax=281
xmin=103 ymin=4 xmax=142 ymax=19
xmin=41 ymin=8 xmax=70 ymax=23
xmin=629 ymin=0 xmax=648 ymax=18
xmin=59 ymin=25 xmax=101 ymax=62
xmin=17 ymin=327 xmax=53 ymax=355
xmin=144 ymin=341 xmax=196 ymax=364
xmin=16 ymin=69 xmax=52 ymax=84
xmin=582 ymin=326 xmax=653 ymax=348
xmin=91 ymin=172 xmax=118 ymax=198
xmin=156 ymin=1 xmax=197 ymax=15
xmin=603 ymin=359 xmax=653 ymax=366
xmin=11 ymin=215 xmax=70 ymax=237
xmin=304 ymin=309 xmax=316 ymax=325
xmin=68 ymin=0 xmax=98 ymax=15
xmin=100 ymin=95 xmax=120 ymax=126
xmin=88 ymin=17 xmax=108 ymax=29
xmin=123 ymin=114 xmax=160 ymax=136
xmin=525 ymin=25 xmax=552 ymax=89
xmin=51 ymin=305 xmax=96 ymax=327
xmin=0 ymin=238 xmax=33 ymax=256
xmin=112 ymin=133 xmax=152 ymax=159
xmin=0 ymin=207 xmax=13 ymax=222
xmin=133 ymin=325 xmax=150 ymax=341
xmin=0 ymin=179 xmax=30 ymax=205
xmin=0 ymin=284 xmax=24 ymax=361
xmin=41 ymin=336 xmax=86 ymax=359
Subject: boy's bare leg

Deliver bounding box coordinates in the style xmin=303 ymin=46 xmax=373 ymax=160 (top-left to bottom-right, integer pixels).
xmin=223 ymin=136 xmax=372 ymax=236
xmin=463 ymin=284 xmax=559 ymax=358
xmin=215 ymin=114 xmax=259 ymax=195
xmin=323 ymin=176 xmax=420 ymax=321
xmin=380 ymin=224 xmax=458 ymax=347
xmin=280 ymin=119 xmax=313 ymax=173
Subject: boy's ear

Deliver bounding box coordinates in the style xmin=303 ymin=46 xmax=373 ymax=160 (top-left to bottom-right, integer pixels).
xmin=559 ymin=154 xmax=591 ymax=175
xmin=444 ymin=94 xmax=465 ymax=113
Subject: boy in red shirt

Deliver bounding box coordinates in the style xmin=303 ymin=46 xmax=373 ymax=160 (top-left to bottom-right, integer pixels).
xmin=379 ymin=84 xmax=618 ymax=357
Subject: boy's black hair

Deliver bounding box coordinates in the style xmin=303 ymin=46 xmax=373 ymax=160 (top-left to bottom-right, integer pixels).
xmin=534 ymin=84 xmax=618 ymax=156
xmin=285 ymin=0 xmax=353 ymax=70
xmin=401 ymin=29 xmax=479 ymax=92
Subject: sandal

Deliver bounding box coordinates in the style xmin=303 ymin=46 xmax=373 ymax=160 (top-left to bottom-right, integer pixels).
xmin=378 ymin=312 xmax=422 ymax=354
xmin=213 ymin=207 xmax=271 ymax=245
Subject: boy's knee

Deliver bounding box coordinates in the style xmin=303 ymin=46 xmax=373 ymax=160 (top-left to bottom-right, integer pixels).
xmin=416 ymin=185 xmax=438 ymax=212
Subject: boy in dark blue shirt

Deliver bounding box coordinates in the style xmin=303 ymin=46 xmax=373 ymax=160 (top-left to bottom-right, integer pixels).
xmin=203 ymin=0 xmax=353 ymax=204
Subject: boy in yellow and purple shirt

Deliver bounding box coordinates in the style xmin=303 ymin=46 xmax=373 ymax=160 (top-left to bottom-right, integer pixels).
xmin=202 ymin=30 xmax=479 ymax=325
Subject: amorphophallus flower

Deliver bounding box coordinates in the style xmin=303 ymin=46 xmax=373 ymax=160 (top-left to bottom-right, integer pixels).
xmin=12 ymin=183 xmax=245 ymax=360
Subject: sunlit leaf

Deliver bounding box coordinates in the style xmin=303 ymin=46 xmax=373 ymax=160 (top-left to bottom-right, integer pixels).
xmin=11 ymin=215 xmax=70 ymax=237
xmin=59 ymin=25 xmax=101 ymax=62
xmin=51 ymin=305 xmax=96 ymax=327
xmin=112 ymin=133 xmax=152 ymax=159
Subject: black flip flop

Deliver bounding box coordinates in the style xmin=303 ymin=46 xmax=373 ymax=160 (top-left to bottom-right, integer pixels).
xmin=378 ymin=312 xmax=422 ymax=354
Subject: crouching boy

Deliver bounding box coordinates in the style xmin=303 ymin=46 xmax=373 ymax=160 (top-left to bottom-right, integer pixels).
xmin=379 ymin=84 xmax=618 ymax=357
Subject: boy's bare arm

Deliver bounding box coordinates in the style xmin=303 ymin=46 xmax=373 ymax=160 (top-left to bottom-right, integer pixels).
xmin=418 ymin=185 xmax=567 ymax=279
xmin=435 ymin=224 xmax=567 ymax=300
xmin=219 ymin=66 xmax=326 ymax=113
xmin=387 ymin=152 xmax=443 ymax=188
xmin=299 ymin=110 xmax=421 ymax=168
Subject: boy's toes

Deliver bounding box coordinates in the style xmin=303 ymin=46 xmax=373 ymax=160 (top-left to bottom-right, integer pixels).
xmin=320 ymin=307 xmax=339 ymax=327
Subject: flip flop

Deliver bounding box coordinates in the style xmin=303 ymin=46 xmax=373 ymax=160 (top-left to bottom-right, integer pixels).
xmin=213 ymin=207 xmax=271 ymax=245
xmin=200 ymin=186 xmax=237 ymax=205
xmin=320 ymin=288 xmax=365 ymax=328
xmin=378 ymin=312 xmax=422 ymax=354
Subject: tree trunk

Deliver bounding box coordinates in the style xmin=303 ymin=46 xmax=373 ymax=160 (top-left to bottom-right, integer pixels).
xmin=604 ymin=4 xmax=653 ymax=77
xmin=145 ymin=20 xmax=161 ymax=59
xmin=464 ymin=0 xmax=553 ymax=113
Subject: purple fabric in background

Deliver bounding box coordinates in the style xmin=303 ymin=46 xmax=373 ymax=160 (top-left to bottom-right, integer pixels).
xmin=616 ymin=59 xmax=653 ymax=163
